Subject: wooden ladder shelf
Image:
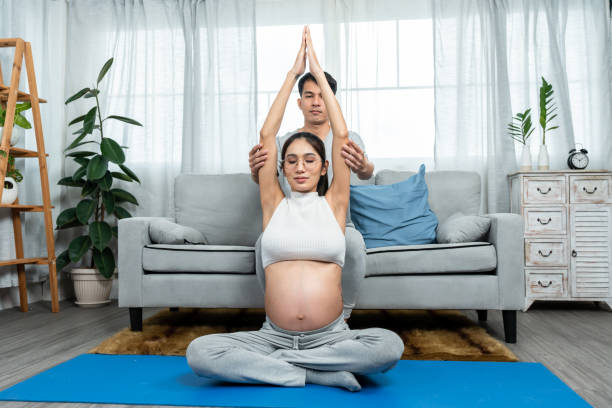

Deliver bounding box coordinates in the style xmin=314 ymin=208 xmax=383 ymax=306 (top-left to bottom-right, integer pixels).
xmin=0 ymin=38 xmax=59 ymax=312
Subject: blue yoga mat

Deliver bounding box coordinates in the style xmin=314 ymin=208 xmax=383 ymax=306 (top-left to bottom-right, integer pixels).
xmin=0 ymin=354 xmax=589 ymax=407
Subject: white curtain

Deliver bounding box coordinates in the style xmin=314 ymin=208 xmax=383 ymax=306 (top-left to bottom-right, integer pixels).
xmin=433 ymin=0 xmax=612 ymax=213
xmin=0 ymin=0 xmax=256 ymax=293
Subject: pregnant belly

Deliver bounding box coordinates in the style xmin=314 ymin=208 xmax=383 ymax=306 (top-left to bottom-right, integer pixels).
xmin=265 ymin=260 xmax=343 ymax=332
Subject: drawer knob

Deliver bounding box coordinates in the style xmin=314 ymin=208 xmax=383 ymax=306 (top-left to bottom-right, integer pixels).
xmin=572 ymin=250 xmax=577 ymax=257
xmin=538 ymin=249 xmax=553 ymax=257
xmin=537 ymin=280 xmax=553 ymax=288
xmin=582 ymin=186 xmax=598 ymax=194
xmin=537 ymin=187 xmax=552 ymax=194
xmin=537 ymin=217 xmax=552 ymax=225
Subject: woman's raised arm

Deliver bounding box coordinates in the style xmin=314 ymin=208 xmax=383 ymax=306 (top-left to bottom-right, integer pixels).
xmin=305 ymin=27 xmax=350 ymax=223
xmin=259 ymin=27 xmax=307 ymax=229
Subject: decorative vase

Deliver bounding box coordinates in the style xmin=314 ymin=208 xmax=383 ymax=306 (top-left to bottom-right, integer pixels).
xmin=0 ymin=126 xmax=23 ymax=146
xmin=71 ymin=267 xmax=117 ymax=307
xmin=520 ymin=144 xmax=532 ymax=171
xmin=537 ymin=144 xmax=549 ymax=170
xmin=1 ymin=176 xmax=18 ymax=204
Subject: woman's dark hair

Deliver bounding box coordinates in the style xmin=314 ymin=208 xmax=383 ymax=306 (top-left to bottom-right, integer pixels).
xmin=280 ymin=132 xmax=328 ymax=196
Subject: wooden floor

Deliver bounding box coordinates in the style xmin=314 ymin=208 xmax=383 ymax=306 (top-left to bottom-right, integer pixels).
xmin=0 ymin=300 xmax=610 ymax=407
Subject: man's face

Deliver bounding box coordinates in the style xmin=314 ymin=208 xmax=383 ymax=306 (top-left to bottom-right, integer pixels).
xmin=298 ymin=80 xmax=329 ymax=126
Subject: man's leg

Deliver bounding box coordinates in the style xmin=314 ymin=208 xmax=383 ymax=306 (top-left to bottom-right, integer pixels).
xmin=342 ymin=225 xmax=366 ymax=319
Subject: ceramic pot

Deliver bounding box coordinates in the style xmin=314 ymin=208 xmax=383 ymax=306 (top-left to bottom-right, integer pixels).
xmin=1 ymin=176 xmax=18 ymax=204
xmin=520 ymin=144 xmax=532 ymax=171
xmin=71 ymin=267 xmax=117 ymax=307
xmin=537 ymin=144 xmax=549 ymax=170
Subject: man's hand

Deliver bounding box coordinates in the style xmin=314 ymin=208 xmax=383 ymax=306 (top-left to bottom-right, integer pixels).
xmin=249 ymin=143 xmax=268 ymax=183
xmin=289 ymin=27 xmax=307 ymax=78
xmin=342 ymin=140 xmax=370 ymax=177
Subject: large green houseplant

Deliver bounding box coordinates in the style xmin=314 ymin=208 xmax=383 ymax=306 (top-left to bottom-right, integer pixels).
xmin=55 ymin=58 xmax=142 ymax=304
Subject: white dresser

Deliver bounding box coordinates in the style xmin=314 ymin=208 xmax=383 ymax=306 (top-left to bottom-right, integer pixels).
xmin=509 ymin=170 xmax=612 ymax=311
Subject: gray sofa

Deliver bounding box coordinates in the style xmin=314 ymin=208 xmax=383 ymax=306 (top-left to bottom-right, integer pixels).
xmin=118 ymin=170 xmax=524 ymax=343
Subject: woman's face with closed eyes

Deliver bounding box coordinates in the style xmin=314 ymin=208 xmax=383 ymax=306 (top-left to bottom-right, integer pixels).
xmin=282 ymin=138 xmax=328 ymax=193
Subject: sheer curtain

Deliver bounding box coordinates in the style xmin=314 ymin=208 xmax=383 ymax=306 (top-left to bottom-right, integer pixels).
xmin=433 ymin=0 xmax=612 ymax=213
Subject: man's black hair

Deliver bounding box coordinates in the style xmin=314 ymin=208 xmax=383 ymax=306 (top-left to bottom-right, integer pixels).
xmin=298 ymin=72 xmax=337 ymax=96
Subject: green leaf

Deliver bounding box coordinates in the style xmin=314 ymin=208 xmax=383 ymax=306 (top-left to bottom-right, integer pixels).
xmin=111 ymin=226 xmax=118 ymax=238
xmin=64 ymin=140 xmax=99 ymax=152
xmin=84 ymin=89 xmax=100 ymax=98
xmin=111 ymin=188 xmax=138 ymax=205
xmin=105 ymin=115 xmax=143 ymax=127
xmin=111 ymin=171 xmax=132 ymax=182
xmin=58 ymin=176 xmax=85 ymax=187
xmin=66 ymin=151 xmax=97 ymax=158
xmin=65 ymin=88 xmax=91 ymax=105
xmin=56 ymin=208 xmax=79 ymax=228
xmin=92 ymin=247 xmax=115 ymax=279
xmin=89 ymin=221 xmax=112 ymax=252
xmin=83 ymin=107 xmax=98 ymax=135
xmin=100 ymin=137 xmax=125 ymax=164
xmin=68 ymin=235 xmax=92 ymax=262
xmin=68 ymin=114 xmax=87 ymax=127
xmin=102 ymin=190 xmax=115 ymax=214
xmin=114 ymin=206 xmax=132 ymax=219
xmin=87 ymin=155 xmax=108 ymax=180
xmin=14 ymin=113 xmax=31 ymax=129
xmin=73 ymin=157 xmax=90 ymax=167
xmin=72 ymin=165 xmax=87 ymax=182
xmin=64 ymin=132 xmax=88 ymax=152
xmin=97 ymin=58 xmax=114 ymax=85
xmin=99 ymin=171 xmax=113 ymax=191
xmin=118 ymin=164 xmax=140 ymax=183
xmin=15 ymin=102 xmax=31 ymax=114
xmin=81 ymin=181 xmax=97 ymax=197
xmin=56 ymin=249 xmax=71 ymax=272
xmin=76 ymin=199 xmax=96 ymax=224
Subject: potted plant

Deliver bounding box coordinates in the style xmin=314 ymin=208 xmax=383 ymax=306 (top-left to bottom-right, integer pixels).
xmin=537 ymin=77 xmax=559 ymax=170
xmin=1 ymin=102 xmax=32 ymax=203
xmin=508 ymin=107 xmax=535 ymax=171
xmin=55 ymin=57 xmax=142 ymax=307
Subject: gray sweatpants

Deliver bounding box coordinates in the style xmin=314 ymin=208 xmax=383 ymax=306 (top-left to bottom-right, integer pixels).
xmin=186 ymin=313 xmax=404 ymax=387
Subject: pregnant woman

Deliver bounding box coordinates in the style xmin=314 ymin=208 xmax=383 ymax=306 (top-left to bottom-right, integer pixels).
xmin=186 ymin=26 xmax=404 ymax=392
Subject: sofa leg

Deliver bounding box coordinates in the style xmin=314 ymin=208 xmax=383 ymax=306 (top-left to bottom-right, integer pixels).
xmin=476 ymin=310 xmax=487 ymax=321
xmin=502 ymin=310 xmax=517 ymax=343
xmin=129 ymin=307 xmax=143 ymax=332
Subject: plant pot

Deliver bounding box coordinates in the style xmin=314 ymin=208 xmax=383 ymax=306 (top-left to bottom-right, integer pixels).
xmin=1 ymin=176 xmax=18 ymax=204
xmin=0 ymin=126 xmax=24 ymax=146
xmin=520 ymin=144 xmax=532 ymax=171
xmin=71 ymin=267 xmax=117 ymax=308
xmin=537 ymin=144 xmax=549 ymax=170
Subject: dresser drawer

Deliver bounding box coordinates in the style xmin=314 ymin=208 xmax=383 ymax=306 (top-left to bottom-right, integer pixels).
xmin=526 ymin=270 xmax=566 ymax=297
xmin=524 ymin=176 xmax=566 ymax=204
xmin=523 ymin=206 xmax=567 ymax=235
xmin=570 ymin=176 xmax=611 ymax=203
xmin=525 ymin=238 xmax=567 ymax=267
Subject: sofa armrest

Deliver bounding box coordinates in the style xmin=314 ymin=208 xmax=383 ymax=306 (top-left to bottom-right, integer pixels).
xmin=118 ymin=216 xmax=173 ymax=307
xmin=485 ymin=213 xmax=524 ymax=310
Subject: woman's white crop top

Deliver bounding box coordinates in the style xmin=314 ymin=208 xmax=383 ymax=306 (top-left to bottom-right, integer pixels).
xmin=261 ymin=191 xmax=345 ymax=268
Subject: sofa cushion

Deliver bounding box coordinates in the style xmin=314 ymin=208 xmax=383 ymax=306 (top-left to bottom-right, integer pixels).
xmin=174 ymin=174 xmax=262 ymax=246
xmin=375 ymin=170 xmax=481 ymax=224
xmin=350 ymin=164 xmax=438 ymax=249
xmin=365 ymin=242 xmax=496 ymax=277
xmin=142 ymin=244 xmax=254 ymax=274
xmin=436 ymin=212 xmax=491 ymax=244
xmin=149 ymin=219 xmax=208 ymax=245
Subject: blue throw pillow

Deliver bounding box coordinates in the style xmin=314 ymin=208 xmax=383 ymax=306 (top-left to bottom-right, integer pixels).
xmin=350 ymin=164 xmax=438 ymax=249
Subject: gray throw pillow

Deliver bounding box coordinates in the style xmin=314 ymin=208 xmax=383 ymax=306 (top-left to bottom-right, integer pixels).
xmin=436 ymin=212 xmax=491 ymax=243
xmin=149 ymin=219 xmax=208 ymax=245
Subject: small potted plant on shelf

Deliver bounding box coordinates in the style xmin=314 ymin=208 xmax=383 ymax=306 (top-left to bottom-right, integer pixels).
xmin=508 ymin=107 xmax=535 ymax=171
xmin=55 ymin=57 xmax=142 ymax=307
xmin=537 ymin=77 xmax=559 ymax=170
xmin=0 ymin=102 xmax=32 ymax=204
